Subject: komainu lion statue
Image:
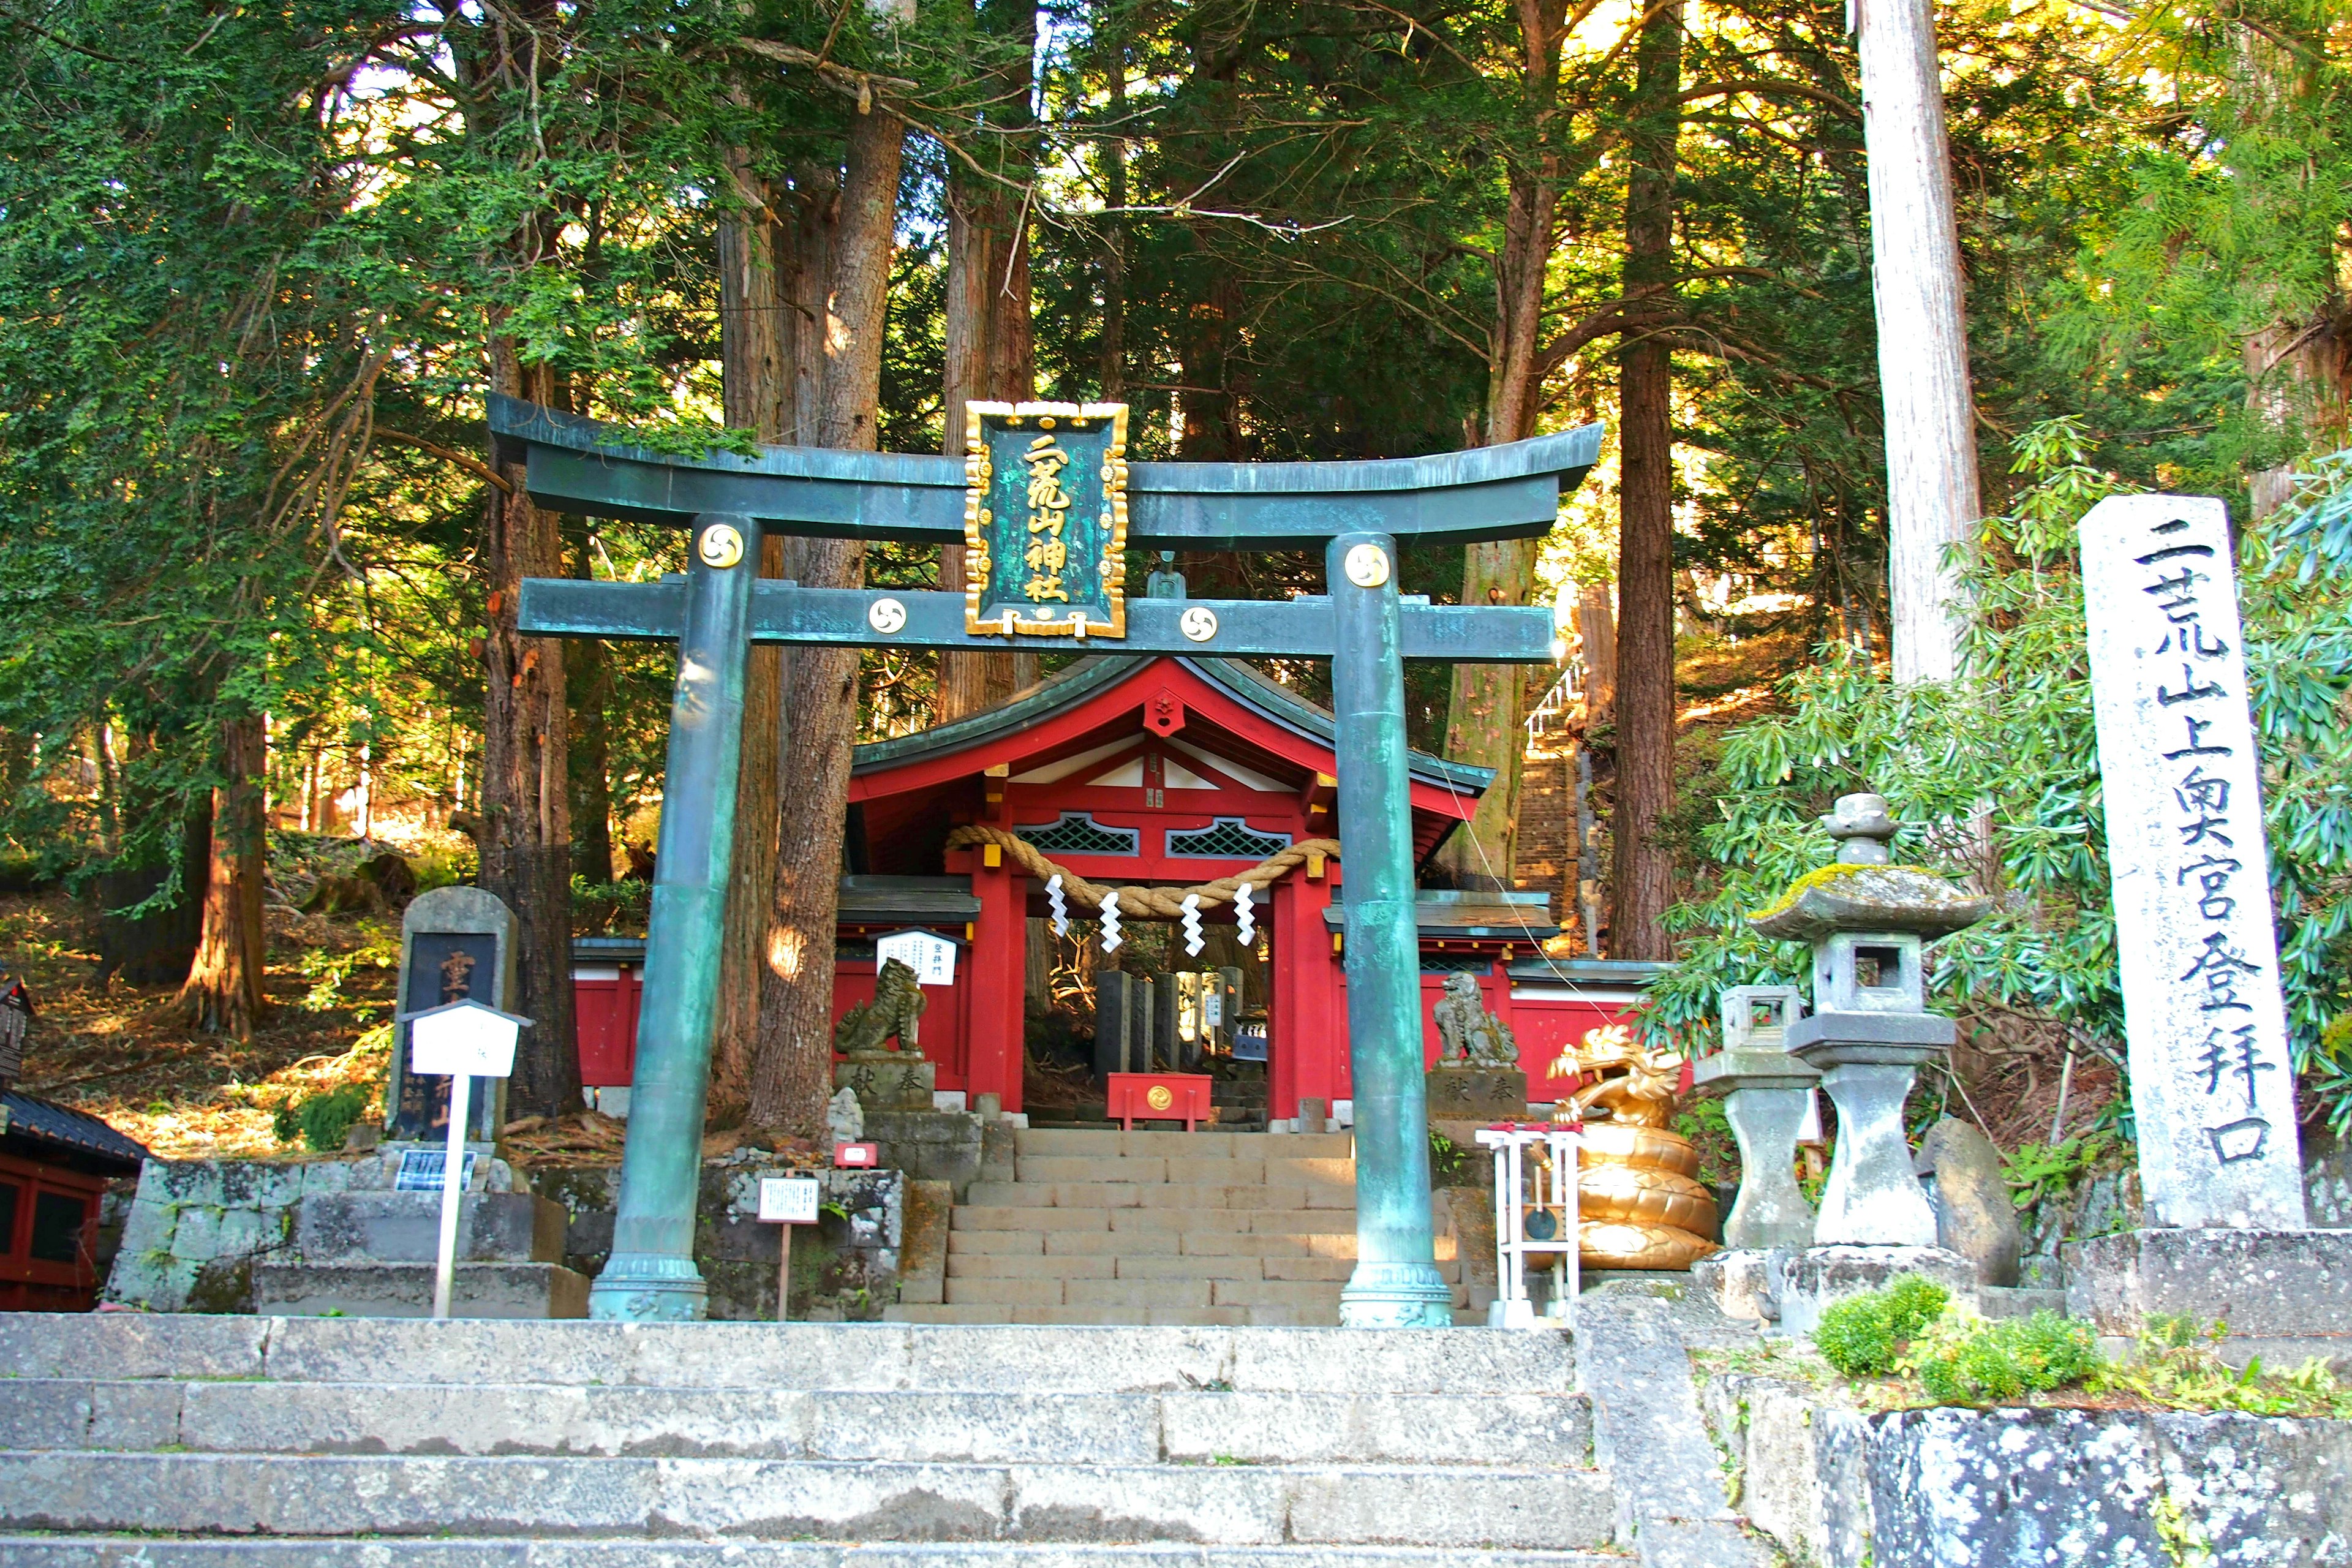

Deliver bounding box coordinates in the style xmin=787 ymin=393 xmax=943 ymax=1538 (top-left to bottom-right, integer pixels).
xmin=1547 ymin=1025 xmax=1719 ymax=1271
xmin=1432 ymin=971 xmax=1519 ymax=1066
xmin=835 ymin=957 xmax=925 ymax=1055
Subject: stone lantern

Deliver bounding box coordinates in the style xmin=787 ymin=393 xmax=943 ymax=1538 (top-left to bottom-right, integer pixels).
xmin=1742 ymin=793 xmax=1992 ymax=1331
xmin=1692 ymin=984 xmax=1817 ymax=1251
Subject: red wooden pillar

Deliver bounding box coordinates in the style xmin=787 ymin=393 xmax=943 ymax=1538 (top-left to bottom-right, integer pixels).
xmin=1270 ymin=864 xmax=1344 ymax=1120
xmin=968 ymin=854 xmax=1027 ymax=1112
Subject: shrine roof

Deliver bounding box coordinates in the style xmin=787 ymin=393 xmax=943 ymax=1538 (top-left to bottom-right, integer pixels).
xmin=1324 ymin=889 xmax=1561 ymax=941
xmin=2 ymin=1091 xmax=148 ymax=1175
xmin=851 ymin=654 xmax=1493 ymax=795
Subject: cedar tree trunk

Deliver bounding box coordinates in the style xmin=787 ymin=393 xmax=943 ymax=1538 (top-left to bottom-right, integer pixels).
xmin=748 ymin=108 xmax=907 ymax=1134
xmin=1607 ymin=0 xmax=1683 ymax=960
xmin=176 ymin=713 xmax=269 ymax=1037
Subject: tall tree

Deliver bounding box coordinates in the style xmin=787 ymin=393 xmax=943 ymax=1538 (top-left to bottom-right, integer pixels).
xmin=1434 ymin=0 xmax=1571 ymax=892
xmin=1608 ymin=0 xmax=1684 ymax=959
xmin=750 ymin=102 xmax=909 ymax=1134
xmin=711 ymin=138 xmax=798 ymax=1120
xmin=1859 ymin=0 xmax=1983 ymax=682
xmin=935 ymin=0 xmax=1041 ymax=722
xmin=454 ymin=3 xmax=584 ymax=1122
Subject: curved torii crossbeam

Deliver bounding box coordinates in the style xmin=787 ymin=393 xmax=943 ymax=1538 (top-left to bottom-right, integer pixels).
xmin=486 ymin=394 xmax=1602 ymax=1328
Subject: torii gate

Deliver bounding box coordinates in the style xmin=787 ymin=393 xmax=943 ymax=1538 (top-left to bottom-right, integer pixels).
xmin=490 ymin=394 xmax=1600 ymax=1327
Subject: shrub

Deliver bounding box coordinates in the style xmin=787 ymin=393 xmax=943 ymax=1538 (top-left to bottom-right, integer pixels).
xmin=1912 ymin=1311 xmax=2099 ymax=1404
xmin=1813 ymin=1275 xmax=1951 ymax=1377
xmin=273 ymin=1083 xmax=374 ymax=1153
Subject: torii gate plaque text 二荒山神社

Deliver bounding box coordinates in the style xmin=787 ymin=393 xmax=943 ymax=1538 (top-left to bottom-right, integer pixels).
xmin=491 ymin=394 xmax=1602 ymax=1327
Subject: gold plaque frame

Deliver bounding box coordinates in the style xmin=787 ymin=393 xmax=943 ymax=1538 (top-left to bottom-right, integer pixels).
xmin=962 ymin=400 xmax=1129 ymax=639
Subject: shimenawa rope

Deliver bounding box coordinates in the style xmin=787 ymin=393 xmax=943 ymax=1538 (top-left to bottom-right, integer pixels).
xmin=943 ymin=824 xmax=1340 ymax=919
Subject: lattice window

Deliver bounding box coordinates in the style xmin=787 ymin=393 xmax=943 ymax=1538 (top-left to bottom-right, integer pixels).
xmin=1419 ymin=954 xmax=1493 ymax=974
xmin=1166 ymin=818 xmax=1292 ymax=860
xmin=1016 ymin=813 xmax=1140 ymax=856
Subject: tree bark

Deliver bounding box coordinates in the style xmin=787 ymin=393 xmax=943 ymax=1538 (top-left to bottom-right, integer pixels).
xmin=176 ymin=714 xmax=268 ymax=1038
xmin=710 ymin=154 xmax=797 ymax=1122
xmin=1577 ymin=584 xmax=1616 ymax=722
xmin=1607 ymin=0 xmax=1683 ymax=961
xmin=1859 ymin=0 xmax=1982 ymax=682
xmin=748 ymin=107 xmax=907 ymax=1135
xmin=566 ymin=530 xmax=615 ymax=884
xmin=935 ymin=179 xmax=1015 ymax=720
xmin=482 ymin=351 xmax=582 ymax=1120
xmin=1432 ymin=0 xmax=1567 ymax=891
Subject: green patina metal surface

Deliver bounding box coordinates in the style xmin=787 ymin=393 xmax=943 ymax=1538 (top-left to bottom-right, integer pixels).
xmin=587 ymin=514 xmax=759 ymax=1323
xmin=1326 ymin=531 xmax=1454 ymax=1328
xmin=518 ymin=579 xmax=1557 ymax=664
xmin=489 ymin=394 xmax=1601 ymax=549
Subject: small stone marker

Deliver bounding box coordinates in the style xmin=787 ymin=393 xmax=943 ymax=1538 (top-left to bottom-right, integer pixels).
xmin=2079 ymin=495 xmax=2306 ymax=1229
xmin=400 ymin=997 xmax=528 ymax=1319
xmin=385 ymin=887 xmax=519 ymax=1142
xmin=758 ymin=1175 xmax=822 ymax=1320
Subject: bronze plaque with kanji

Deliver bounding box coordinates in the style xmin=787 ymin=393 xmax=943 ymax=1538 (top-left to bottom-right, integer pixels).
xmin=963 ymin=401 xmax=1128 ymax=638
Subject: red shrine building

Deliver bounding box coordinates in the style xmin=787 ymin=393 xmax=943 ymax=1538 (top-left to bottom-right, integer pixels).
xmin=576 ymin=654 xmax=1652 ymax=1120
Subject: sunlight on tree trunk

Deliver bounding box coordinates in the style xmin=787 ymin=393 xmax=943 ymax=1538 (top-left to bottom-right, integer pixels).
xmin=750 ymin=107 xmax=907 ymax=1136
xmin=177 ymin=714 xmax=268 ymax=1038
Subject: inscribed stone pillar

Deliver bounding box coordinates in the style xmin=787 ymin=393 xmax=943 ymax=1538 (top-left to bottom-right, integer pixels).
xmin=1094 ymin=971 xmax=1134 ymax=1082
xmin=2079 ymin=495 xmax=2307 ymax=1229
xmin=385 ymin=886 xmax=518 ymax=1143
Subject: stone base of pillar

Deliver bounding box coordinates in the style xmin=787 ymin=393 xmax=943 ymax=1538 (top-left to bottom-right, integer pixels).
xmin=589 ymin=1251 xmax=710 ymax=1322
xmin=2065 ymin=1227 xmax=2352 ymax=1370
xmin=1339 ymin=1259 xmax=1455 ymax=1327
xmin=1692 ymin=1248 xmax=1778 ymax=1324
xmin=1770 ymin=1243 xmax=1977 ymax=1338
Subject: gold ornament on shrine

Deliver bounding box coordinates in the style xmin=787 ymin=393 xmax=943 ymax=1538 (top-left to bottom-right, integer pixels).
xmin=1547 ymin=1026 xmax=1721 ymax=1271
xmin=963 ymin=401 xmax=1129 ymax=639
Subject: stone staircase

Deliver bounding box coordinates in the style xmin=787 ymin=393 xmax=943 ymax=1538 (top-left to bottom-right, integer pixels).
xmin=890 ymin=1128 xmax=1468 ymax=1327
xmin=0 ymin=1313 xmax=1626 ymax=1565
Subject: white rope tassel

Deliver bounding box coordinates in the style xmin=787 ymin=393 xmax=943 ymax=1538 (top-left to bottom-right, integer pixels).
xmin=1099 ymin=889 xmax=1123 ymax=953
xmin=1046 ymin=873 xmax=1069 ymax=937
xmin=1180 ymin=893 xmax=1205 ymax=957
xmin=1234 ymin=881 xmax=1255 ymax=947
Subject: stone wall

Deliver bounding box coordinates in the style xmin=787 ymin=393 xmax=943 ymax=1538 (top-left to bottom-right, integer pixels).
xmin=1701 ymin=1370 xmax=2352 ymax=1566
xmin=535 ymin=1157 xmax=903 ymax=1321
xmin=108 ymin=1152 xmax=899 ymax=1321
xmin=104 ymin=1152 xmax=521 ymax=1313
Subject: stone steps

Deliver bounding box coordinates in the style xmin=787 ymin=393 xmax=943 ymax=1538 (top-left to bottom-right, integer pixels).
xmin=0 ymin=1315 xmax=1619 ymax=1563
xmin=888 ymin=1128 xmax=1457 ymax=1328
xmin=4 ymin=1542 xmax=1628 ymax=1567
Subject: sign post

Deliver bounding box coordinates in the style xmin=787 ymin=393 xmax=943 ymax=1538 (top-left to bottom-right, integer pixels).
xmin=758 ymin=1175 xmax=822 ymax=1321
xmin=401 ymin=998 xmax=528 ymax=1319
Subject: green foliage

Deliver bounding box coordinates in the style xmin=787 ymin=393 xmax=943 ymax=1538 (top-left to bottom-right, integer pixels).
xmin=2002 ymin=1132 xmax=2118 ymax=1213
xmin=1427 ymin=1128 xmax=1472 ymax=1187
xmin=273 ymin=1084 xmax=374 ymax=1154
xmin=1909 ymin=1311 xmax=2099 ymax=1406
xmin=1670 ymin=1096 xmax=1738 ymax=1186
xmin=1812 ymin=1276 xmax=1951 ymax=1378
xmin=2088 ymin=1317 xmax=2352 ymax=1420
xmin=1646 ymin=421 xmax=2352 ymax=1126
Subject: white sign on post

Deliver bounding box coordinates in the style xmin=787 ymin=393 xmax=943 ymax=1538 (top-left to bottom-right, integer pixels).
xmin=758 ymin=1175 xmax=823 ymax=1321
xmin=399 ymin=998 xmax=530 ymax=1319
xmin=758 ymin=1176 xmax=822 ymax=1224
xmin=874 ymin=929 xmax=956 ymax=987
xmin=2079 ymin=494 xmax=2307 ymax=1230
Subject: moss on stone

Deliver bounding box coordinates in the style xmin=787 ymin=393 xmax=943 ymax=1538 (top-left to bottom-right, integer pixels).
xmin=1747 ymin=861 xmax=1948 ymax=923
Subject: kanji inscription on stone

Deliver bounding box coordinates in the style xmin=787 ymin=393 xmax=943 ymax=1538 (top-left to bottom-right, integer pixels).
xmin=2080 ymin=494 xmax=2306 ymax=1229
xmin=963 ymin=402 xmax=1128 ymax=638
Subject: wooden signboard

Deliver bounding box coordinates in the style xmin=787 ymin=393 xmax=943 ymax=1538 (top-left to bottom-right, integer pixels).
xmin=962 ymin=402 xmax=1128 ymax=639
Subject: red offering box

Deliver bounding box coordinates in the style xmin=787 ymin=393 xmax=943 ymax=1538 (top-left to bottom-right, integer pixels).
xmin=834 ymin=1142 xmax=880 ymax=1168
xmin=1106 ymin=1072 xmax=1214 ymax=1131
